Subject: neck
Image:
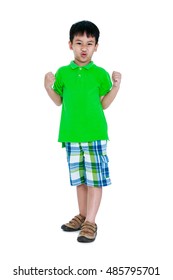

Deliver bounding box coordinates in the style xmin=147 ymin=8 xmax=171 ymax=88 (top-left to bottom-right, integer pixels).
xmin=74 ymin=59 xmax=91 ymax=66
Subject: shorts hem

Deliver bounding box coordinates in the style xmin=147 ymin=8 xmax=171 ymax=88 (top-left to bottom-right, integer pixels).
xmin=70 ymin=182 xmax=112 ymax=188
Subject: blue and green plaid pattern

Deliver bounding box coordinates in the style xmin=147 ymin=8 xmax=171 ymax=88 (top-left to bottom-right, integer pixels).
xmin=65 ymin=140 xmax=111 ymax=187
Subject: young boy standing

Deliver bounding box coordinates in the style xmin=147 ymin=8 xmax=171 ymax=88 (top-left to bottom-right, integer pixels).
xmin=44 ymin=20 xmax=121 ymax=243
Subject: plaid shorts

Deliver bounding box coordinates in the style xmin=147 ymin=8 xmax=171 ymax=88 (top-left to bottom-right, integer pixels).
xmin=65 ymin=140 xmax=111 ymax=187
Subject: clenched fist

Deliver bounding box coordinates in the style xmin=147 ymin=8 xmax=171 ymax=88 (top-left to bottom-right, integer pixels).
xmin=44 ymin=72 xmax=55 ymax=90
xmin=112 ymin=71 xmax=121 ymax=87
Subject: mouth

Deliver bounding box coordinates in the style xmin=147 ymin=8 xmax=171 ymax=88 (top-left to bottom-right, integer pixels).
xmin=81 ymin=53 xmax=87 ymax=58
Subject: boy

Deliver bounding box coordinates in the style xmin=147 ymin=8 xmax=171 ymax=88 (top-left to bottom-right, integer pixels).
xmin=44 ymin=20 xmax=121 ymax=243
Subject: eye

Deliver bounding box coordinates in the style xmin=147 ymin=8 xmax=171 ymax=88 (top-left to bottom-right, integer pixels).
xmin=88 ymin=42 xmax=94 ymax=46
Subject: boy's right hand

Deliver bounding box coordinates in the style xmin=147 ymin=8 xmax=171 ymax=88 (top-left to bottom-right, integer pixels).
xmin=44 ymin=72 xmax=55 ymax=90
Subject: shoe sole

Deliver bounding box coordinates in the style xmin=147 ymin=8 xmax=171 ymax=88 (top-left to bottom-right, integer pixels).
xmin=77 ymin=233 xmax=97 ymax=243
xmin=61 ymin=225 xmax=81 ymax=232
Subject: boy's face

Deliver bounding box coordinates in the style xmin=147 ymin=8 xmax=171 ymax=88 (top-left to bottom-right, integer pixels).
xmin=69 ymin=32 xmax=98 ymax=66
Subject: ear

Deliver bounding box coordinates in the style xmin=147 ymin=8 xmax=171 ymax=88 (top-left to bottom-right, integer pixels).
xmin=69 ymin=41 xmax=73 ymax=50
xmin=94 ymin=43 xmax=99 ymax=52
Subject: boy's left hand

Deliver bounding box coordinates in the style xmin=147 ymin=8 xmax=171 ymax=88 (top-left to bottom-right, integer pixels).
xmin=112 ymin=71 xmax=121 ymax=87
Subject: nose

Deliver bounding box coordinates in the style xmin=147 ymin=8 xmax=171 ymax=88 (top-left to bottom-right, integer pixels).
xmin=81 ymin=44 xmax=87 ymax=51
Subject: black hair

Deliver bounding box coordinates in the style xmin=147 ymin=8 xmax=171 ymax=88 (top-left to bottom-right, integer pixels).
xmin=69 ymin=20 xmax=100 ymax=44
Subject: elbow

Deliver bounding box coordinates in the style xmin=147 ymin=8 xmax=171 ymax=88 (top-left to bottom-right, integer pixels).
xmin=55 ymin=96 xmax=62 ymax=106
xmin=102 ymin=102 xmax=109 ymax=110
xmin=55 ymin=101 xmax=62 ymax=106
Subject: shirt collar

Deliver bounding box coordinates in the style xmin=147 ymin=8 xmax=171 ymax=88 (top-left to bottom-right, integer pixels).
xmin=70 ymin=61 xmax=94 ymax=70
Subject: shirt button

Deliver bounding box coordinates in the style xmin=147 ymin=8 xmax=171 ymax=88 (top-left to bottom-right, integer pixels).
xmin=79 ymin=68 xmax=82 ymax=70
xmin=78 ymin=74 xmax=81 ymax=77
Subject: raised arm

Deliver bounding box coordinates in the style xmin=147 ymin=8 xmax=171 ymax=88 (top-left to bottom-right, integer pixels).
xmin=101 ymin=71 xmax=121 ymax=109
xmin=44 ymin=72 xmax=62 ymax=106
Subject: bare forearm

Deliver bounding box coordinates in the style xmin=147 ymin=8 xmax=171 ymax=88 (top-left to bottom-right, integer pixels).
xmin=101 ymin=85 xmax=119 ymax=109
xmin=45 ymin=86 xmax=62 ymax=106
xmin=44 ymin=72 xmax=62 ymax=106
xmin=102 ymin=70 xmax=121 ymax=109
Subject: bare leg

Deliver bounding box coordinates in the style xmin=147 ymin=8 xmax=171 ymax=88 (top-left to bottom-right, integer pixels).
xmin=77 ymin=184 xmax=88 ymax=217
xmin=77 ymin=184 xmax=102 ymax=224
xmin=86 ymin=187 xmax=102 ymax=223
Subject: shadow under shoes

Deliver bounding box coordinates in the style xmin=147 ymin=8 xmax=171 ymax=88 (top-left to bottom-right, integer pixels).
xmin=77 ymin=221 xmax=97 ymax=243
xmin=61 ymin=214 xmax=86 ymax=231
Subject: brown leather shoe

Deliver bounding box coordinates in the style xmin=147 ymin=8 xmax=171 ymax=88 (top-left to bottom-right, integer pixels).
xmin=61 ymin=214 xmax=86 ymax=231
xmin=77 ymin=221 xmax=97 ymax=242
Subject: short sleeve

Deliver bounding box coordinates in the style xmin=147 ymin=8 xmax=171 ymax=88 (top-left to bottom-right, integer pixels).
xmin=99 ymin=70 xmax=112 ymax=97
xmin=52 ymin=69 xmax=64 ymax=97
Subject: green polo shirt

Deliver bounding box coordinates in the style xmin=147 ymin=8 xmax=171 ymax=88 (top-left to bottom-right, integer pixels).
xmin=53 ymin=61 xmax=112 ymax=145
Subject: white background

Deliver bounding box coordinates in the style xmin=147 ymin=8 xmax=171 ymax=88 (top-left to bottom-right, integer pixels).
xmin=0 ymin=0 xmax=172 ymax=279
